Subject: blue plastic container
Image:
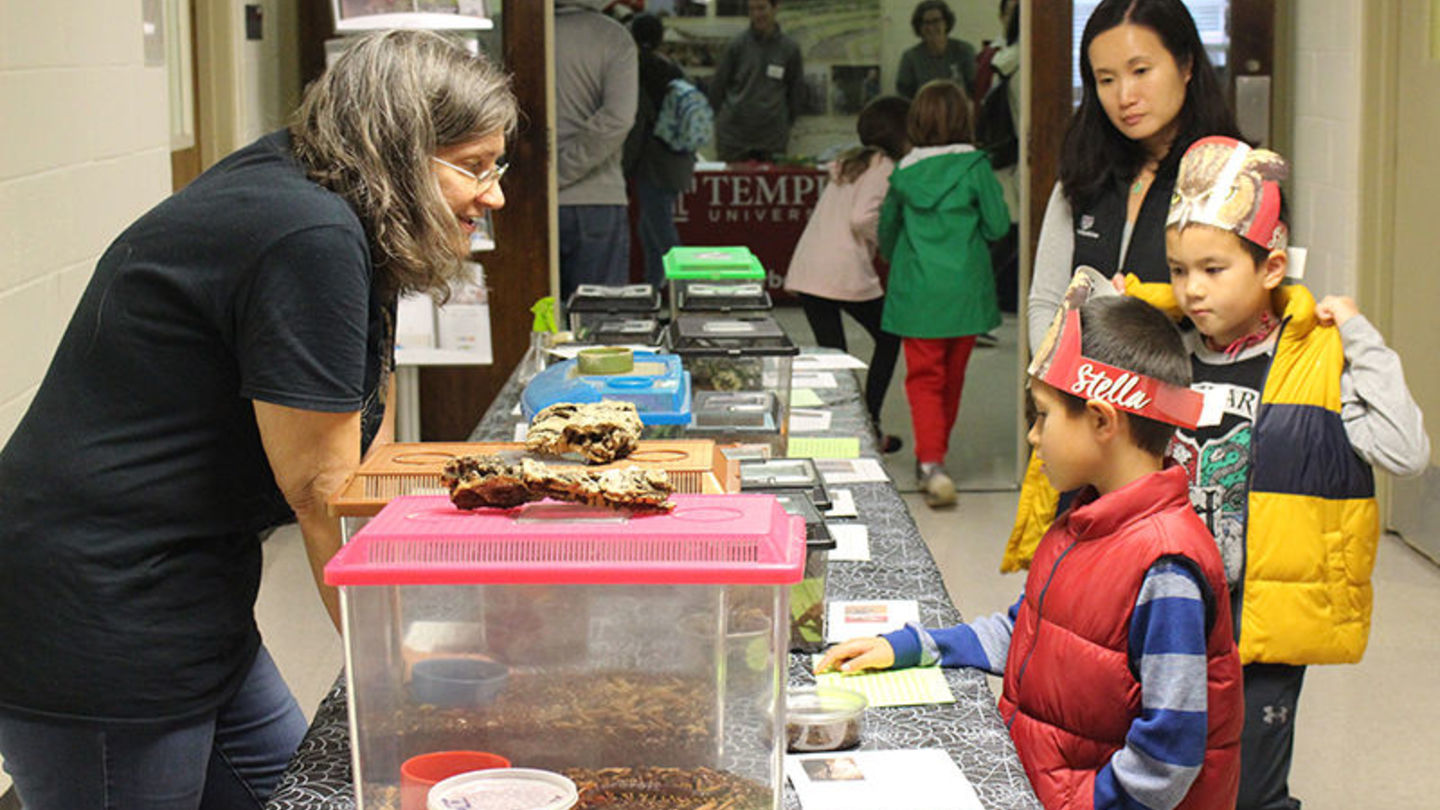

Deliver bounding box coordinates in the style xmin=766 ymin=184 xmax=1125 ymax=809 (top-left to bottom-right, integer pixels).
xmin=520 ymin=352 xmax=692 ymax=426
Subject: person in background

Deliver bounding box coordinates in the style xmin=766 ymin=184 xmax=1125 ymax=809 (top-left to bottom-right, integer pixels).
xmin=0 ymin=30 xmax=516 ymax=809
xmin=976 ymin=0 xmax=1021 ymax=319
xmin=896 ymin=0 xmax=978 ymax=100
xmin=878 ymin=80 xmax=1009 ymax=507
xmin=1164 ymin=136 xmax=1429 ymax=810
xmin=1004 ymin=0 xmax=1243 ymax=573
xmin=556 ymin=0 xmax=639 ymax=300
xmin=1026 ymin=0 xmax=1241 ymax=348
xmin=708 ymin=0 xmax=804 ymax=162
xmin=821 ymin=291 xmax=1243 ymax=810
xmin=623 ymin=13 xmax=697 ymax=288
xmin=784 ymin=96 xmax=911 ymax=455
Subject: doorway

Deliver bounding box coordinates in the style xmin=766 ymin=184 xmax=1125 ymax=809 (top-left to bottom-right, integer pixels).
xmin=1366 ymin=0 xmax=1440 ymax=562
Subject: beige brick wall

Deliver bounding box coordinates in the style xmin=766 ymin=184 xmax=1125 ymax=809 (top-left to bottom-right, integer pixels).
xmin=0 ymin=0 xmax=172 ymax=445
xmin=1287 ymin=0 xmax=1363 ymax=298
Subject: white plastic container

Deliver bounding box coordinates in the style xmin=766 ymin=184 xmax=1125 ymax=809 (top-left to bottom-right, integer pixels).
xmin=427 ymin=767 xmax=578 ymax=810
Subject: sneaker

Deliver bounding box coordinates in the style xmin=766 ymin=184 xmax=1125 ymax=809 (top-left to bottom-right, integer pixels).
xmin=918 ymin=464 xmax=957 ymax=508
xmin=975 ymin=332 xmax=999 ymax=348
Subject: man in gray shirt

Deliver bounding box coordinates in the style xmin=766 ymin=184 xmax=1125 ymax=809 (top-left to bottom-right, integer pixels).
xmin=555 ymin=0 xmax=638 ymax=299
xmin=708 ymin=0 xmax=804 ymax=162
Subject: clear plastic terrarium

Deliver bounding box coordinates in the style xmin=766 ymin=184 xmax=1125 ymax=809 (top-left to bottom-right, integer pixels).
xmin=324 ymin=493 xmax=805 ymax=810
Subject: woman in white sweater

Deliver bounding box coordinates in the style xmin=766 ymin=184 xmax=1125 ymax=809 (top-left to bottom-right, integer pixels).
xmin=785 ymin=95 xmax=911 ymax=452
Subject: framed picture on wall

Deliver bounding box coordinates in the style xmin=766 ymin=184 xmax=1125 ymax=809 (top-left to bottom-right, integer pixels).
xmin=332 ymin=0 xmax=493 ymax=31
xmin=831 ymin=65 xmax=881 ymax=115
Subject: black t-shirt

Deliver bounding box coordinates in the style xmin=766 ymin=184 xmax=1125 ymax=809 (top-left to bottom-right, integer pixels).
xmin=0 ymin=131 xmax=391 ymax=722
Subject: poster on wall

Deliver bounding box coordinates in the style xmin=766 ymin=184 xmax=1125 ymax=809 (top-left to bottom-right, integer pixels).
xmin=830 ymin=65 xmax=881 ymax=115
xmin=661 ymin=0 xmax=882 ymax=157
xmin=333 ymin=0 xmax=491 ymax=31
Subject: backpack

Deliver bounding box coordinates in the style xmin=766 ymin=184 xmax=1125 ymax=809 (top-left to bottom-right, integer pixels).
xmin=975 ymin=71 xmax=1018 ymax=170
xmin=653 ymin=78 xmax=713 ymax=154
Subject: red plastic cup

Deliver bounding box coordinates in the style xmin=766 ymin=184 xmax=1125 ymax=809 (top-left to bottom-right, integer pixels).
xmin=401 ymin=751 xmax=511 ymax=810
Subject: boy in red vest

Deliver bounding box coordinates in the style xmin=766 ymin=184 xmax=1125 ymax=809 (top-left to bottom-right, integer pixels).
xmin=819 ymin=274 xmax=1243 ymax=809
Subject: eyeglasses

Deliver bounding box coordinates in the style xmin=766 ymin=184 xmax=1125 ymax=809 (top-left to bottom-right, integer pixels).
xmin=431 ymin=156 xmax=509 ymax=195
xmin=921 ymin=15 xmax=947 ymax=26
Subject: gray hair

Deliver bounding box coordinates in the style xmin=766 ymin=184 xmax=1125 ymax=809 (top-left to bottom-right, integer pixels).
xmin=290 ymin=29 xmax=518 ymax=297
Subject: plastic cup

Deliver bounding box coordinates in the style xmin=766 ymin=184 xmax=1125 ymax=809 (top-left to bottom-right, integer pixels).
xmin=401 ymin=751 xmax=511 ymax=810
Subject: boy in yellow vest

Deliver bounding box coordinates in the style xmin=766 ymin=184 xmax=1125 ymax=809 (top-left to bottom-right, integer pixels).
xmin=1163 ymin=135 xmax=1429 ymax=809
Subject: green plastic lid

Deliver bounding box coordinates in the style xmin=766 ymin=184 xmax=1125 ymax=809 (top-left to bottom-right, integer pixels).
xmin=662 ymin=246 xmax=765 ymax=280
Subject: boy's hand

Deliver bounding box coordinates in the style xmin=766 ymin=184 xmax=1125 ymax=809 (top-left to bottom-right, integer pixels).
xmin=814 ymin=637 xmax=896 ymax=674
xmin=1316 ymin=295 xmax=1360 ymax=327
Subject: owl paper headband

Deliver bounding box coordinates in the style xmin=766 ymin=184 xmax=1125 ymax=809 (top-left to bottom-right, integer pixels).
xmin=1028 ymin=269 xmax=1206 ymax=429
xmin=1168 ymin=136 xmax=1289 ymax=252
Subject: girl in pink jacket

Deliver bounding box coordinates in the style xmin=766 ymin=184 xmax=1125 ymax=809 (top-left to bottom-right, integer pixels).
xmin=785 ymin=95 xmax=911 ymax=453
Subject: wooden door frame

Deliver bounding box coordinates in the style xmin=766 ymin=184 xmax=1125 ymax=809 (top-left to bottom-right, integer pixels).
xmin=1358 ymin=0 xmax=1400 ymax=528
xmin=170 ymin=0 xmax=203 ymax=190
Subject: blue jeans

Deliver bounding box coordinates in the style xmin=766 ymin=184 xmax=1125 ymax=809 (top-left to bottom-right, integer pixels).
xmin=632 ymin=178 xmax=680 ymax=288
xmin=0 ymin=646 xmax=306 ymax=810
xmin=558 ymin=204 xmax=630 ymax=301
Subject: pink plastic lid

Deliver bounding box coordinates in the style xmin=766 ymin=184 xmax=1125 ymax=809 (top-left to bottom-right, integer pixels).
xmin=325 ymin=494 xmax=805 ymax=587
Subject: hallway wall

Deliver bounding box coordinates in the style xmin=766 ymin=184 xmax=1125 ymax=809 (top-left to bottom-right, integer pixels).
xmin=0 ymin=1 xmax=172 ymax=445
xmin=1286 ymin=0 xmax=1363 ymax=298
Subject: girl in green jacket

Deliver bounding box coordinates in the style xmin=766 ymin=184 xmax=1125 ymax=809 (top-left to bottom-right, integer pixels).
xmin=879 ymin=79 xmax=1011 ymax=506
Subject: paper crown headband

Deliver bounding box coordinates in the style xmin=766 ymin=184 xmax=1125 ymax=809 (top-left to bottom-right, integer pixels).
xmin=1028 ymin=269 xmax=1205 ymax=429
xmin=1168 ymin=135 xmax=1289 ymax=252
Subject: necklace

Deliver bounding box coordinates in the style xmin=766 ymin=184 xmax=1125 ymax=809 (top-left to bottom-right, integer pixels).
xmin=1131 ymin=162 xmax=1159 ymax=195
xmin=1206 ymin=310 xmax=1280 ymax=358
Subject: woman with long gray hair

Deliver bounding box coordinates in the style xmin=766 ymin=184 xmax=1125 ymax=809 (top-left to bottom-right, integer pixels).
xmin=0 ymin=30 xmax=516 ymax=809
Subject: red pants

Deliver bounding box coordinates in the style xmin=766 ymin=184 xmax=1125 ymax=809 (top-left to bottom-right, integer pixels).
xmin=903 ymin=336 xmax=977 ymax=466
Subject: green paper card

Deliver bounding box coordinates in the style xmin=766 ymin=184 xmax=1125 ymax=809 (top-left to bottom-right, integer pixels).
xmin=787 ymin=436 xmax=860 ymax=459
xmin=790 ymin=388 xmax=824 ymax=408
xmin=814 ymin=666 xmax=956 ymax=708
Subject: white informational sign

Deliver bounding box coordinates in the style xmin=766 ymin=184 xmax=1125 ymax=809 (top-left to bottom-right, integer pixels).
xmin=786 ymin=749 xmax=984 ymax=810
xmin=825 ymin=599 xmax=920 ymax=644
xmin=434 ymin=261 xmax=493 ymax=363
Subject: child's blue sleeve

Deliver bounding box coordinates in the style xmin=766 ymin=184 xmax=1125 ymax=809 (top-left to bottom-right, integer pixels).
xmin=1093 ymin=559 xmax=1210 ymax=810
xmin=881 ymin=593 xmax=1022 ymax=675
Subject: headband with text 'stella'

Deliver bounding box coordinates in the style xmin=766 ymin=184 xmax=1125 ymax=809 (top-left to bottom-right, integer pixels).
xmin=1028 ymin=269 xmax=1206 ymax=429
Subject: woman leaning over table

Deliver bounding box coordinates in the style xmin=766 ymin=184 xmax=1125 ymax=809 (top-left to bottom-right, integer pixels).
xmin=0 ymin=30 xmax=516 ymax=810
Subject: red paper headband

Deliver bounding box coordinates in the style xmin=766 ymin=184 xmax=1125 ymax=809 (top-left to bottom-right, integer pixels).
xmin=1029 ymin=270 xmax=1205 ymax=429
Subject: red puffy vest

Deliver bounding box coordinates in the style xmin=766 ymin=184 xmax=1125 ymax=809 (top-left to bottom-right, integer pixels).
xmin=998 ymin=466 xmax=1242 ymax=809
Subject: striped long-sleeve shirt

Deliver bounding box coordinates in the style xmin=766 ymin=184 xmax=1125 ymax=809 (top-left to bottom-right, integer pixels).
xmin=883 ymin=559 xmax=1210 ymax=810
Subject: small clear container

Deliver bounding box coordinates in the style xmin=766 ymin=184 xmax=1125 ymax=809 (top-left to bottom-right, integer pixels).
xmin=738 ymin=458 xmax=831 ymax=511
xmin=520 ymin=352 xmax=692 ymax=426
xmin=565 ymin=284 xmax=661 ymax=336
xmin=579 ymin=317 xmax=667 ymax=347
xmin=771 ymin=492 xmax=835 ymax=652
xmin=669 ymin=315 xmax=797 ymax=454
xmin=672 ymin=280 xmax=772 ymax=320
xmin=662 ymin=246 xmax=766 ymax=321
xmin=784 ymin=686 xmax=867 ymax=753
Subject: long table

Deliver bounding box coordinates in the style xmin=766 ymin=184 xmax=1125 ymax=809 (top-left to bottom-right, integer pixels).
xmin=263 ymin=355 xmax=1041 ymax=810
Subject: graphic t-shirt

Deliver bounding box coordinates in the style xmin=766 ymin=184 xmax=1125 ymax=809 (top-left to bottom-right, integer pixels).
xmin=1167 ymin=334 xmax=1273 ymax=588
